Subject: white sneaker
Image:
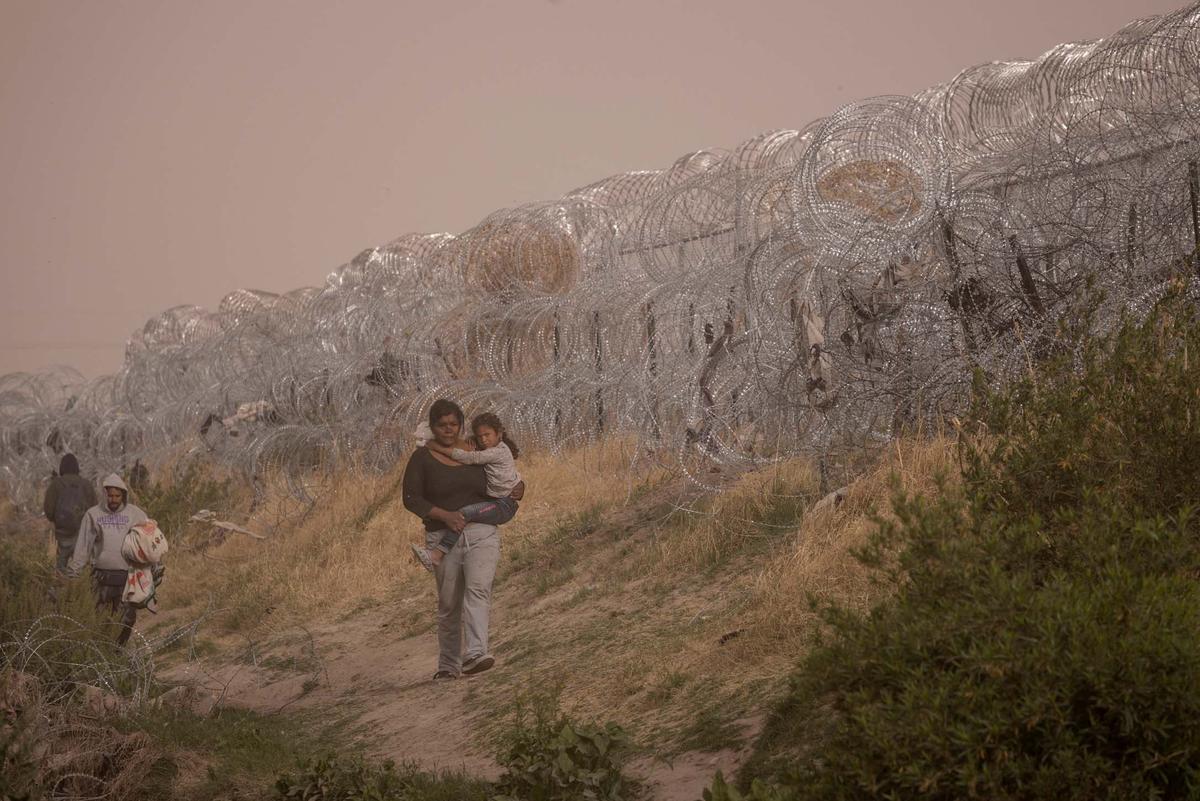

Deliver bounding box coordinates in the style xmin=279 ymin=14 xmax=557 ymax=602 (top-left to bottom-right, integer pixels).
xmin=410 ymin=544 xmax=435 ymax=574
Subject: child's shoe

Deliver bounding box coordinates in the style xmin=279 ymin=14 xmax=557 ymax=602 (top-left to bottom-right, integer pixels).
xmin=410 ymin=544 xmax=435 ymax=574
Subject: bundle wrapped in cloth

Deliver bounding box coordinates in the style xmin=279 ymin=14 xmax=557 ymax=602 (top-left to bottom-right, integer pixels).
xmin=121 ymin=519 xmax=169 ymax=613
xmin=413 ymin=421 xmax=434 ymax=446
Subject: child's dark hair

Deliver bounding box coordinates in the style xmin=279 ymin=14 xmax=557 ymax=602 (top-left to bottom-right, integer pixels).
xmin=471 ymin=412 xmax=519 ymax=459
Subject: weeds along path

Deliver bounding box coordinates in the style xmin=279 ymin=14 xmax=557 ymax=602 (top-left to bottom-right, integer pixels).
xmin=165 ymin=610 xmax=503 ymax=778
xmin=161 ymin=571 xmax=759 ymax=799
xmin=164 ymin=601 xmax=766 ymax=801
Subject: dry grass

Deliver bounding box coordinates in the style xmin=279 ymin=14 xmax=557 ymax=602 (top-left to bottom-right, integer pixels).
xmin=0 ymin=427 xmax=962 ymax=795
xmin=737 ymin=437 xmax=959 ymax=668
xmin=650 ymin=458 xmax=821 ymax=569
xmin=147 ymin=433 xmax=960 ymax=761
xmin=461 ymin=437 xmax=959 ymax=751
xmin=1 ymin=670 xmax=160 ymax=799
xmin=161 ymin=462 xmax=407 ymax=630
xmin=158 ymin=436 xmax=662 ymax=634
xmin=0 ymin=466 xmax=368 ymax=800
xmin=0 ymin=620 xmax=174 ymax=800
xmin=443 ymin=438 xmax=956 ymax=755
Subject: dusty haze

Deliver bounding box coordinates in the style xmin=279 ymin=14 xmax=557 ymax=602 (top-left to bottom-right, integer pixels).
xmin=0 ymin=0 xmax=1181 ymax=378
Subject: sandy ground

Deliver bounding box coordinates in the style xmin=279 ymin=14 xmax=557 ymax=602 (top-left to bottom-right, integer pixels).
xmin=162 ymin=603 xmax=757 ymax=800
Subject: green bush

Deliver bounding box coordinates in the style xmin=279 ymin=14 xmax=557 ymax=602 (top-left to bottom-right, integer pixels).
xmin=702 ymin=772 xmax=795 ymax=801
xmin=275 ymin=754 xmax=404 ymax=800
xmin=494 ymin=696 xmax=633 ymax=801
xmin=759 ymin=519 xmax=1200 ymax=799
xmin=737 ymin=297 xmax=1200 ymax=798
xmin=273 ymin=754 xmax=489 ymax=801
xmin=273 ymin=711 xmax=636 ymax=801
xmin=966 ymin=305 xmax=1200 ymax=536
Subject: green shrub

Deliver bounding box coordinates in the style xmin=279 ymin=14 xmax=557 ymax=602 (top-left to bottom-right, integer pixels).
xmin=275 ymin=754 xmax=404 ymax=800
xmin=737 ymin=297 xmax=1200 ymax=798
xmin=967 ymin=305 xmax=1200 ymax=532
xmin=761 ymin=519 xmax=1200 ymax=799
xmin=273 ymin=754 xmax=489 ymax=801
xmin=494 ymin=695 xmax=633 ymax=801
xmin=702 ymin=772 xmax=796 ymax=801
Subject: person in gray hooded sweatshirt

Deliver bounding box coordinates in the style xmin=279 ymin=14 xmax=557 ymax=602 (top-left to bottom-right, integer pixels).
xmin=67 ymin=473 xmax=148 ymax=646
xmin=42 ymin=453 xmax=97 ymax=572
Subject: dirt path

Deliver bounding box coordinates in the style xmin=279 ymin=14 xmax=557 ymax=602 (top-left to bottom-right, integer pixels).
xmin=163 ymin=606 xmax=754 ymax=800
xmin=167 ymin=614 xmax=499 ymax=777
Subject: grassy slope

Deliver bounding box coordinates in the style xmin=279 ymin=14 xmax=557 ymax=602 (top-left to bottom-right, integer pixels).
xmin=3 ymin=431 xmax=956 ymax=799
xmin=135 ymin=434 xmax=957 ymax=794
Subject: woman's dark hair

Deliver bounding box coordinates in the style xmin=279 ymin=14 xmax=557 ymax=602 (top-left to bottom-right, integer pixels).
xmin=471 ymin=412 xmax=519 ymax=459
xmin=428 ymin=398 xmax=464 ymax=429
xmin=59 ymin=453 xmax=80 ymax=476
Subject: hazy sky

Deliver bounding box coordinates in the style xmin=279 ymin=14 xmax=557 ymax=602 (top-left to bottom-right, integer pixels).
xmin=0 ymin=0 xmax=1182 ymax=378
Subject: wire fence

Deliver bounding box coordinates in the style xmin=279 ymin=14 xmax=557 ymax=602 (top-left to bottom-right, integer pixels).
xmin=3 ymin=3 xmax=1200 ymax=504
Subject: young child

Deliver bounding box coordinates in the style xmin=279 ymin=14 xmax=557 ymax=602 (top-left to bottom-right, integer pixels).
xmin=410 ymin=412 xmax=521 ymax=573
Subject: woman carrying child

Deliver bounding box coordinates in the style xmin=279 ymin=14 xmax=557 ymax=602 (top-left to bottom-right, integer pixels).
xmin=401 ymin=399 xmax=523 ymax=680
xmin=411 ymin=411 xmax=521 ymax=572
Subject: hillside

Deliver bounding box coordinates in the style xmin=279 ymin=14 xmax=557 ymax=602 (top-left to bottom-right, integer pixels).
xmin=159 ymin=435 xmax=959 ymax=797
xmin=10 ymin=292 xmax=1200 ymax=799
xmin=1 ymin=431 xmax=954 ymax=800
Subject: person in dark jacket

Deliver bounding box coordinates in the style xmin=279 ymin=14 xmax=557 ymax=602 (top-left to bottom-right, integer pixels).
xmin=42 ymin=453 xmax=97 ymax=572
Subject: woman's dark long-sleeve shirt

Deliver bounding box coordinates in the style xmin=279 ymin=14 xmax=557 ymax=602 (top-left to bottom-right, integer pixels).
xmin=402 ymin=447 xmax=490 ymax=532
